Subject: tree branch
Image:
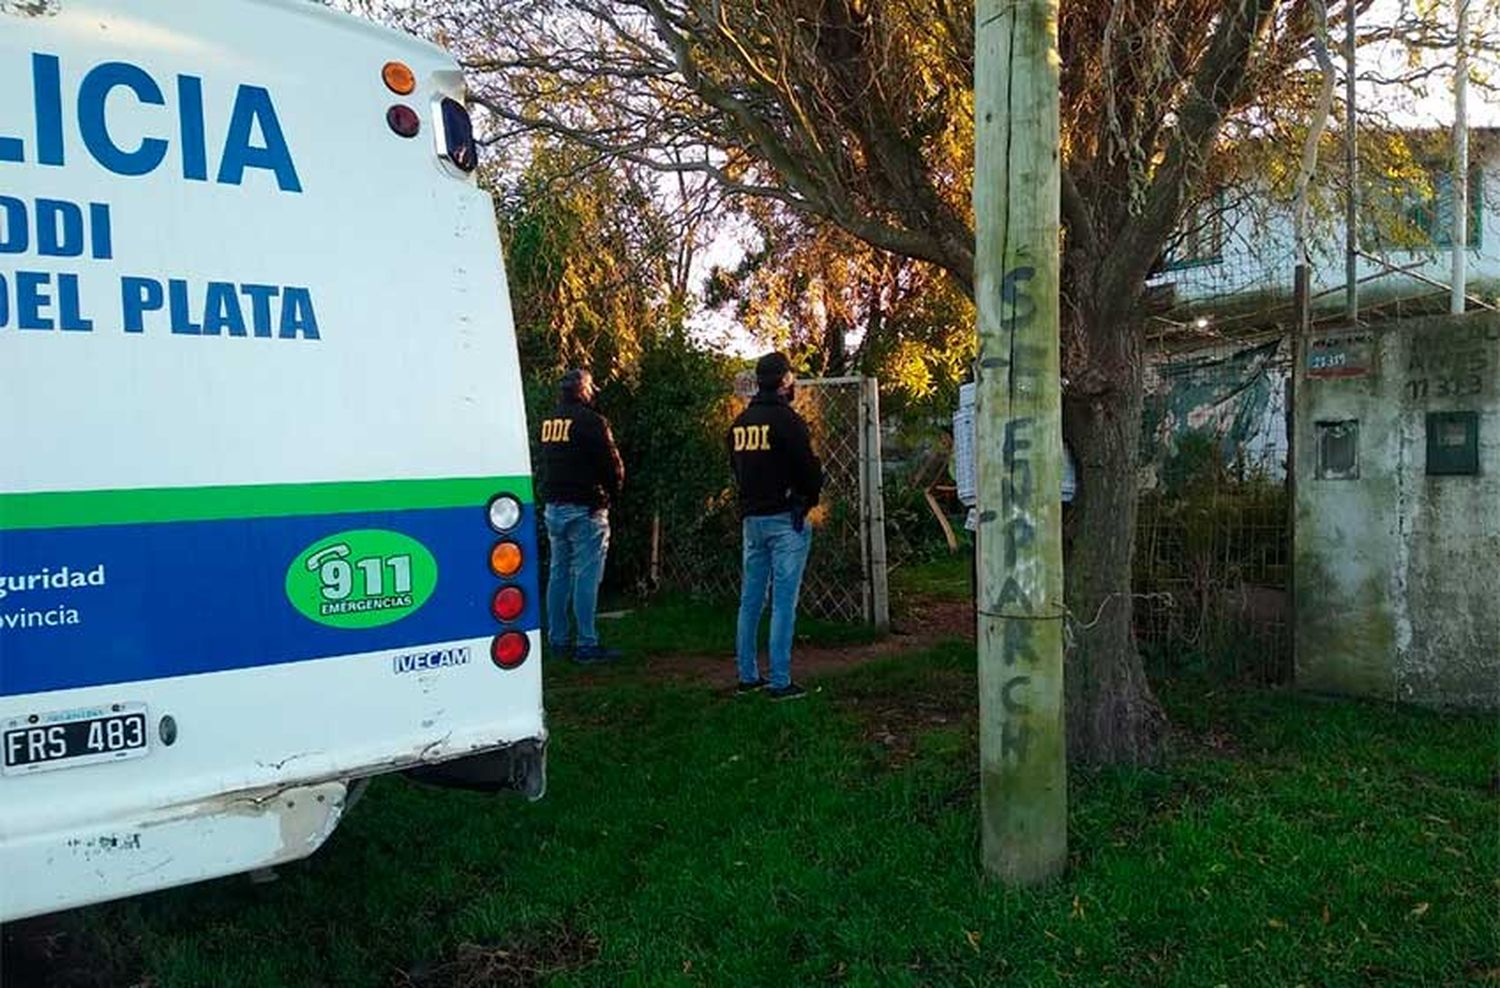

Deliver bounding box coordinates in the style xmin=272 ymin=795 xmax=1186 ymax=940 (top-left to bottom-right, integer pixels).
xmin=1100 ymin=0 xmax=1279 ymax=314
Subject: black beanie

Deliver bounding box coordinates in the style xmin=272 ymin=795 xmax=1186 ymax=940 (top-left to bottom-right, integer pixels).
xmin=560 ymin=368 xmax=592 ymax=398
xmin=755 ymin=352 xmax=792 ymax=391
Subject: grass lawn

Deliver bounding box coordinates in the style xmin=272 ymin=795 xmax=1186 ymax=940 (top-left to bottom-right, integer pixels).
xmin=593 ymin=594 xmax=884 ymax=658
xmin=17 ymin=626 xmax=1493 ymax=987
xmin=890 ymin=553 xmax=974 ymax=602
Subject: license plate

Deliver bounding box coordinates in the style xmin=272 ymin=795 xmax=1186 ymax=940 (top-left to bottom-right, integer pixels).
xmin=3 ymin=703 xmax=149 ymax=776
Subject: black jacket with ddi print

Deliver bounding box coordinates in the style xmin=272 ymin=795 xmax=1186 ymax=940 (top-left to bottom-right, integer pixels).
xmin=538 ymin=399 xmax=625 ymax=510
xmin=728 ymin=392 xmax=824 ymax=519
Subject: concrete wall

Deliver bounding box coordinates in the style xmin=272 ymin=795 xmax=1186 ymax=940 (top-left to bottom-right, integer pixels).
xmin=1295 ymin=311 xmax=1500 ymax=708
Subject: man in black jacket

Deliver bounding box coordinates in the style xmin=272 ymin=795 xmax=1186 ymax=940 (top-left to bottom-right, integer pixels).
xmin=728 ymin=352 xmax=823 ymax=700
xmin=539 ymin=368 xmax=625 ymax=663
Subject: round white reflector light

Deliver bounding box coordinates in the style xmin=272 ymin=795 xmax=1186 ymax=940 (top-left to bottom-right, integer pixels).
xmin=487 ymin=494 xmax=523 ymax=533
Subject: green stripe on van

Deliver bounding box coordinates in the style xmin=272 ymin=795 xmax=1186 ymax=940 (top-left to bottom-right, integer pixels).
xmin=0 ymin=476 xmax=533 ymax=531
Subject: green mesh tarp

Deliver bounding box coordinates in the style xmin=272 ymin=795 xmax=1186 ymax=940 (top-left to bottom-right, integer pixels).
xmin=1141 ymin=339 xmax=1287 ymax=482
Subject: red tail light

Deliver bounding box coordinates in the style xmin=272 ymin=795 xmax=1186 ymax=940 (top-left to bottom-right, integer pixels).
xmin=491 ymin=586 xmax=525 ymax=623
xmin=491 ymin=632 xmax=529 ymax=669
xmin=387 ymin=105 xmax=420 ymax=138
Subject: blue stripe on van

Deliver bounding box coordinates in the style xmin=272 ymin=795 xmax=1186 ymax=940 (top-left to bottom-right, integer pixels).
xmin=0 ymin=505 xmax=540 ymax=697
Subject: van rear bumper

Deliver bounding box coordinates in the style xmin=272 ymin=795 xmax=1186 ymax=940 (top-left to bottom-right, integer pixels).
xmin=0 ymin=779 xmax=351 ymax=923
xmin=0 ymin=734 xmax=547 ymax=922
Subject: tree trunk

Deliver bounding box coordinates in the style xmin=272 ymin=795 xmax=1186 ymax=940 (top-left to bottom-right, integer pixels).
xmin=1061 ymin=320 xmax=1167 ymax=765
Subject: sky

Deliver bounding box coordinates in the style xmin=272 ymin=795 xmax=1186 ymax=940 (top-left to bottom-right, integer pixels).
xmin=1361 ymin=0 xmax=1500 ymax=128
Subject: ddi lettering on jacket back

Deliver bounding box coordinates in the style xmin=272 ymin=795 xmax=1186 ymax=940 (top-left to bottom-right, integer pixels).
xmin=540 ymin=418 xmax=573 ymax=443
xmin=727 ymin=392 xmax=823 ymax=519
xmin=731 ymin=425 xmax=771 ymax=452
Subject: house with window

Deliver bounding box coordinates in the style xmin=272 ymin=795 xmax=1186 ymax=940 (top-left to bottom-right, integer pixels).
xmin=1148 ymin=127 xmax=1499 ymax=322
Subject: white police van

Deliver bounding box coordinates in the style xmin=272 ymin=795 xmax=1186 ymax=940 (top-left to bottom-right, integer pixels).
xmin=0 ymin=0 xmax=545 ymax=921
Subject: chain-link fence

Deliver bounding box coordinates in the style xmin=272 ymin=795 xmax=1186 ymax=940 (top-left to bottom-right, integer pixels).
xmin=1133 ymin=184 xmax=1297 ymax=681
xmin=800 ymin=378 xmax=882 ymax=623
xmin=652 ymin=377 xmax=889 ymax=624
xmin=1135 ymin=332 xmax=1293 ymax=682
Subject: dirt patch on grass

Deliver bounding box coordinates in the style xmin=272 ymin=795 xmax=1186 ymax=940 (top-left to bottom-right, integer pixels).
xmin=393 ymin=924 xmax=600 ymax=988
xmin=578 ymin=595 xmax=977 ymax=767
xmin=835 ymin=669 xmax=977 ymax=768
xmin=893 ymin=595 xmax=973 ymax=641
xmin=635 ymin=598 xmax=974 ymax=689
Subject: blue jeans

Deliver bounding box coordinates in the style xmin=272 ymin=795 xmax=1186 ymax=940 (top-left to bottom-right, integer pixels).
xmin=544 ymin=504 xmax=610 ymax=649
xmin=736 ymin=513 xmax=812 ymax=689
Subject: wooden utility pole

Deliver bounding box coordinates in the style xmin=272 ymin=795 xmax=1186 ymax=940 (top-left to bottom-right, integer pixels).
xmin=1344 ymin=1 xmax=1359 ymax=324
xmin=973 ymin=0 xmax=1067 ymax=883
xmin=1452 ymin=0 xmax=1470 ymax=315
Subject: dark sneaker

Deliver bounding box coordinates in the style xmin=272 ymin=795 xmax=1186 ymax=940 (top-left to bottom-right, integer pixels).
xmin=548 ymin=642 xmax=573 ymax=662
xmin=767 ymin=683 xmax=809 ymax=702
xmin=573 ymin=644 xmax=623 ymax=665
xmin=734 ymin=678 xmax=768 ymax=695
